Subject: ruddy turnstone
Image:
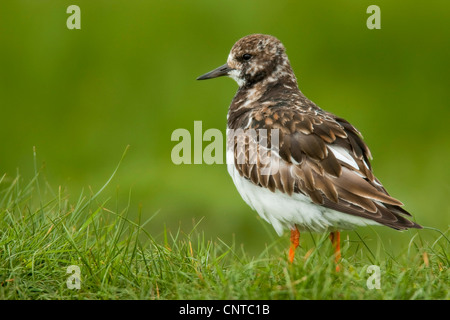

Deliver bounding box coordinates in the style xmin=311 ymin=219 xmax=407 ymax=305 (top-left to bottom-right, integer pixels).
xmin=197 ymin=34 xmax=421 ymax=269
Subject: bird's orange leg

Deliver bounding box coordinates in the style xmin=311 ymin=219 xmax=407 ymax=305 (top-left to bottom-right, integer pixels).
xmin=288 ymin=226 xmax=300 ymax=263
xmin=329 ymin=231 xmax=341 ymax=272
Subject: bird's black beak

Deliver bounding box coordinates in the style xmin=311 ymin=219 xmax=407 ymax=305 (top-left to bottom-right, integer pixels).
xmin=197 ymin=63 xmax=233 ymax=80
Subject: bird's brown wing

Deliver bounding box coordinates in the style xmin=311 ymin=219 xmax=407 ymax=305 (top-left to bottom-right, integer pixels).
xmin=229 ymin=105 xmax=421 ymax=230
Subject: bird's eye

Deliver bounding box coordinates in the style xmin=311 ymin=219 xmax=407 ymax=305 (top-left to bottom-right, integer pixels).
xmin=242 ymin=53 xmax=252 ymax=61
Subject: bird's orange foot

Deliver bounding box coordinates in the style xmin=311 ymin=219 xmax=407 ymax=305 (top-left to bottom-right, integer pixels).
xmin=329 ymin=231 xmax=341 ymax=272
xmin=288 ymin=226 xmax=300 ymax=263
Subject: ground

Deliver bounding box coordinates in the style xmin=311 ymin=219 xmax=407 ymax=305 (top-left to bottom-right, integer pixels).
xmin=0 ymin=167 xmax=448 ymax=300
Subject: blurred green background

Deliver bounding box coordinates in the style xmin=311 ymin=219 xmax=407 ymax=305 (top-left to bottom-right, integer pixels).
xmin=0 ymin=0 xmax=449 ymax=253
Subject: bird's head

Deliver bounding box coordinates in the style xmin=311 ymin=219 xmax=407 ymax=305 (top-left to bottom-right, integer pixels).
xmin=197 ymin=34 xmax=292 ymax=88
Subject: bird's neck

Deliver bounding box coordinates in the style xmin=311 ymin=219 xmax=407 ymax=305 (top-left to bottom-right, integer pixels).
xmin=227 ymin=70 xmax=301 ymax=129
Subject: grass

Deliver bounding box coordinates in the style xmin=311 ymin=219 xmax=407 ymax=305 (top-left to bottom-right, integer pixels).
xmin=0 ymin=156 xmax=448 ymax=300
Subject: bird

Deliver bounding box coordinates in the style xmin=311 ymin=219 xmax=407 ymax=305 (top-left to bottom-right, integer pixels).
xmin=197 ymin=34 xmax=421 ymax=270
